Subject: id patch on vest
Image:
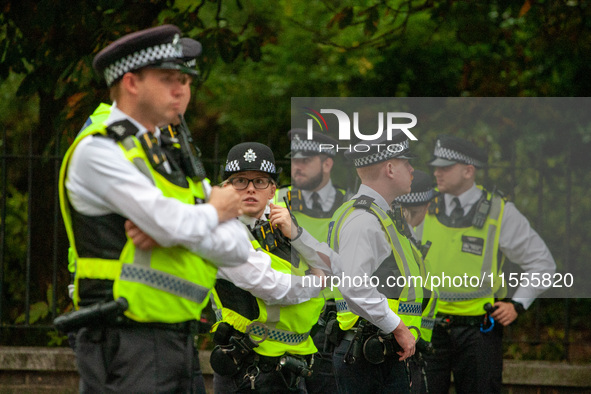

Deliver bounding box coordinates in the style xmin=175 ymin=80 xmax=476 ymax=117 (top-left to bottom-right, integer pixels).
xmin=461 ymin=236 xmax=484 ymax=256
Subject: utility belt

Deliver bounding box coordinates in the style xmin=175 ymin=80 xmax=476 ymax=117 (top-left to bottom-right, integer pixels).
xmin=435 ymin=302 xmax=499 ymax=335
xmin=435 ymin=313 xmax=487 ymax=328
xmin=53 ymin=297 xmax=201 ymax=335
xmin=210 ymin=322 xmax=314 ymax=376
xmin=341 ymin=319 xmax=421 ymax=365
xmin=210 ymin=322 xmax=314 ymax=390
xmin=54 ymin=297 xmax=129 ymax=333
xmin=113 ymin=315 xmax=200 ymax=334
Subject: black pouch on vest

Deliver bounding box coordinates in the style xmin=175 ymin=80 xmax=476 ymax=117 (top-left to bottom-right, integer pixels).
xmin=363 ymin=332 xmax=401 ymax=364
xmin=324 ymin=311 xmax=344 ymax=348
xmin=210 ymin=329 xmax=259 ymax=376
xmin=210 ymin=345 xmax=241 ymax=376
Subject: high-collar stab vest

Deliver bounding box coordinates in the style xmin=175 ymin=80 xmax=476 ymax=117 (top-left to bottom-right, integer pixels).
xmin=59 ymin=104 xmax=217 ymax=323
xmin=328 ymin=196 xmax=424 ymax=335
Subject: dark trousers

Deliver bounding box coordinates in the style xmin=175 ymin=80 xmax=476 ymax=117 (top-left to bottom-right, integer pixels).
xmin=332 ymin=338 xmax=410 ymax=394
xmin=423 ymin=324 xmax=503 ymax=394
xmin=76 ymin=325 xmax=205 ymax=393
xmin=305 ymin=328 xmax=338 ymax=394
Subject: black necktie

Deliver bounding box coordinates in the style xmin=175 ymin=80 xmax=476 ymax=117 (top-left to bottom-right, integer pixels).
xmin=450 ymin=197 xmax=464 ymax=222
xmin=311 ymin=192 xmax=323 ymax=211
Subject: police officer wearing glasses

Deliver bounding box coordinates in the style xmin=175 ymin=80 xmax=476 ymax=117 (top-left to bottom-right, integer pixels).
xmin=211 ymin=142 xmax=339 ymax=393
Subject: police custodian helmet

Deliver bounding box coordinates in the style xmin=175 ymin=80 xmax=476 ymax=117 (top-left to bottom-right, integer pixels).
xmin=224 ymin=142 xmax=282 ymax=181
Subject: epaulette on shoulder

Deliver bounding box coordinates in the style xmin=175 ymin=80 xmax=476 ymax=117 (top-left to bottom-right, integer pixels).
xmin=428 ymin=193 xmax=442 ymax=215
xmin=353 ymin=195 xmax=375 ymax=209
xmin=106 ymin=119 xmax=139 ymax=141
xmin=494 ymin=189 xmax=506 ymax=201
xmin=483 ymin=186 xmax=507 ymax=202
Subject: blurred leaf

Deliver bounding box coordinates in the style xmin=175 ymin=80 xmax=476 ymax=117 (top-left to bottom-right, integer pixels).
xmin=15 ymin=301 xmax=49 ymax=324
xmin=519 ymin=0 xmax=532 ymax=17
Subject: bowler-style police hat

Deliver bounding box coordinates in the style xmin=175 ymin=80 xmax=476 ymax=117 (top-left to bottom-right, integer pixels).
xmin=428 ymin=135 xmax=487 ymax=168
xmin=180 ymin=37 xmax=202 ymax=68
xmin=395 ymin=170 xmax=438 ymax=207
xmin=288 ymin=129 xmax=338 ymax=159
xmin=93 ymin=25 xmax=199 ymax=87
xmin=224 ymin=142 xmax=282 ymax=181
xmin=345 ymin=130 xmax=416 ymax=168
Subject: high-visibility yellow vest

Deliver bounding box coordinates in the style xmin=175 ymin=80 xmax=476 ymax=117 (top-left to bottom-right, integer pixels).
xmin=328 ymin=197 xmax=423 ymax=336
xmin=274 ymin=186 xmax=346 ymax=300
xmin=211 ymin=238 xmax=325 ymax=357
xmin=59 ymin=104 xmax=217 ymax=323
xmin=411 ymin=241 xmax=438 ymax=342
xmin=422 ymin=188 xmax=506 ymax=316
xmin=274 ymin=186 xmax=346 ymax=243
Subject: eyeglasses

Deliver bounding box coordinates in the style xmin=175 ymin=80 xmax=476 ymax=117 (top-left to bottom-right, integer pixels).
xmin=228 ymin=177 xmax=273 ymax=190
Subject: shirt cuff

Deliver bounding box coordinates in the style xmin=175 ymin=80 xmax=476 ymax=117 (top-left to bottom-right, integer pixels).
xmin=372 ymin=310 xmax=401 ymax=333
xmin=511 ymin=296 xmax=533 ymax=310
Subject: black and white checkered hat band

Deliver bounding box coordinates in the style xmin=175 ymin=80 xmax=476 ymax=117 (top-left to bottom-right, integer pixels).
xmin=396 ymin=189 xmax=436 ymax=205
xmin=291 ymin=139 xmax=336 ymax=156
xmin=353 ymin=141 xmax=409 ymax=167
xmin=104 ymin=42 xmax=183 ymax=86
xmin=225 ymin=160 xmax=240 ymax=172
xmin=224 ymin=159 xmax=276 ymax=174
xmin=260 ymin=160 xmax=276 ymax=173
xmin=433 ymin=145 xmax=484 ymax=167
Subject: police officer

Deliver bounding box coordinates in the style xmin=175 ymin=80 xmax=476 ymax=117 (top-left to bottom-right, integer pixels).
xmin=210 ymin=142 xmax=337 ymax=393
xmin=420 ymin=135 xmax=557 ymax=393
xmin=279 ymin=129 xmax=348 ymax=241
xmin=394 ymin=169 xmax=440 ymax=393
xmin=59 ymin=25 xmax=250 ymax=393
xmin=395 ymin=169 xmax=438 ymax=241
xmin=275 ymin=129 xmax=346 ymax=393
xmin=65 ymin=35 xmax=203 ymax=306
xmin=328 ymin=131 xmax=423 ymax=393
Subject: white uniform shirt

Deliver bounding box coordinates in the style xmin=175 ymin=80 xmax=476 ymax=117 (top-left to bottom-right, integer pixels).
xmin=301 ymin=179 xmax=336 ymax=212
xmin=65 ymin=105 xmax=250 ymax=267
xmin=417 ymin=183 xmax=556 ymax=309
xmin=332 ymin=184 xmax=402 ymax=333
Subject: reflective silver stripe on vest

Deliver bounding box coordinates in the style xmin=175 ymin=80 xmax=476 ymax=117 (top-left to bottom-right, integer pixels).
xmin=215 ymin=309 xmax=223 ymax=322
xmin=421 ymin=317 xmax=435 ymax=330
xmin=331 ymin=206 xmax=356 ymax=253
xmin=120 ymin=264 xmax=209 ymax=304
xmin=247 ymin=322 xmax=310 ymax=345
xmin=480 ymin=196 xmax=503 ymax=282
xmin=337 ymin=299 xmax=422 ymax=316
xmin=121 ymin=136 xmax=155 ymax=184
xmin=438 ymin=287 xmax=493 ymax=302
